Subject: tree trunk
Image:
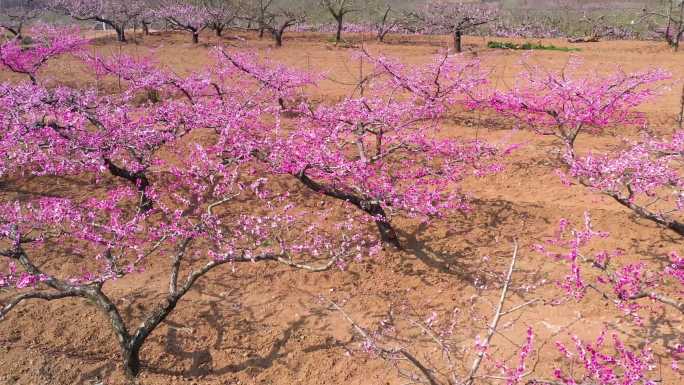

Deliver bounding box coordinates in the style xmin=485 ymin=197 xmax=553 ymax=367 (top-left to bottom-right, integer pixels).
xmin=292 ymin=171 xmax=402 ymax=248
xmin=335 ymin=17 xmax=343 ymax=43
xmin=142 ymin=22 xmax=150 ymax=36
xmin=192 ymin=32 xmax=199 ymax=44
xmin=378 ymin=29 xmax=388 ymax=42
xmin=377 ymin=7 xmax=391 ymax=43
xmin=274 ymin=31 xmax=283 ymax=47
xmin=677 ymin=1 xmax=684 ymax=52
xmin=115 ymin=26 xmax=126 ymax=43
xmin=103 ymin=159 xmax=152 ymax=212
xmin=259 ymin=27 xmax=265 ymax=39
xmin=122 ymin=345 xmax=142 ymax=377
xmin=366 ymin=202 xmax=401 ymax=249
xmin=215 ymin=26 xmax=223 ymax=37
xmin=6 ymin=27 xmax=20 ymax=38
xmin=678 ymin=83 xmax=684 ymax=129
xmin=453 ymin=29 xmax=462 ymax=53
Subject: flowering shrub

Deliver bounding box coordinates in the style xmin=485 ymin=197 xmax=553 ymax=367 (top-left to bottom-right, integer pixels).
xmin=490 ymin=57 xmax=684 ymax=239
xmin=567 ymin=131 xmax=684 ymax=235
xmin=2 ymin=15 xmax=680 ymax=384
xmin=552 ymin=332 xmax=659 ymax=385
xmin=491 ymin=57 xmax=669 ymax=149
xmin=534 ymin=213 xmax=682 ymax=378
xmin=155 ymin=2 xmax=210 ymax=44
xmin=406 ymin=0 xmax=499 ymax=52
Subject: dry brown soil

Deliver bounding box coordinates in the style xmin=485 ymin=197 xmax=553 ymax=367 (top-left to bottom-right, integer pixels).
xmin=0 ymin=30 xmax=683 ymax=385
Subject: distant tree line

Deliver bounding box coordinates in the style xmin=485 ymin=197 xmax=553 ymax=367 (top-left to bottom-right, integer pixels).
xmin=0 ymin=0 xmax=682 ymax=51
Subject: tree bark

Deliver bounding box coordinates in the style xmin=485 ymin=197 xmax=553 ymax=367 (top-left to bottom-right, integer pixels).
xmin=453 ymin=29 xmax=462 ymax=53
xmin=377 ymin=6 xmax=391 ymax=43
xmin=192 ymin=32 xmax=199 ymax=44
xmin=366 ymin=202 xmax=401 ymax=249
xmin=293 ymin=170 xmax=401 ymax=248
xmin=608 ymin=192 xmax=684 ymax=237
xmin=103 ymin=159 xmax=152 ymax=212
xmin=335 ymin=16 xmax=343 ymax=43
xmin=676 ymin=0 xmax=684 ymax=52
xmin=115 ymin=26 xmax=126 ymax=43
xmin=122 ymin=344 xmax=142 ymax=377
xmin=142 ymin=22 xmax=150 ymax=36
xmin=4 ymin=27 xmax=20 ymax=38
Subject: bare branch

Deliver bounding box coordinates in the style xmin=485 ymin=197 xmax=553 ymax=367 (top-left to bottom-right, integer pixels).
xmin=463 ymin=242 xmax=519 ymax=385
xmin=0 ymin=290 xmax=82 ymax=320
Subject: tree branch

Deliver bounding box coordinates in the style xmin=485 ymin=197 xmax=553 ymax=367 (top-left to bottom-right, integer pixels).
xmin=463 ymin=242 xmax=519 ymax=385
xmin=0 ymin=290 xmax=83 ymax=320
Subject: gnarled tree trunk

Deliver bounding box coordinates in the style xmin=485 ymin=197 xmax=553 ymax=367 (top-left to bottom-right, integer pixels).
xmin=294 ymin=171 xmax=401 ymax=248
xmin=122 ymin=345 xmax=142 ymax=377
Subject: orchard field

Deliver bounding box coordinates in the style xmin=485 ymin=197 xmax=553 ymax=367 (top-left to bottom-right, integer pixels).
xmin=1 ymin=2 xmax=684 ymax=385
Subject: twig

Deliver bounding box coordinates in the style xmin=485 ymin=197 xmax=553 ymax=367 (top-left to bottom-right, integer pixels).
xmin=462 ymin=242 xmax=519 ymax=385
xmin=327 ymin=299 xmax=441 ymax=385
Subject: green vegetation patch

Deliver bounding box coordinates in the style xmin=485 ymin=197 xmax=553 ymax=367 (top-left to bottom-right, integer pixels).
xmin=487 ymin=40 xmax=580 ymax=52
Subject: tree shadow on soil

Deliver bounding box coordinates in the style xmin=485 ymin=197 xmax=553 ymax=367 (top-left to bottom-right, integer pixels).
xmin=146 ymin=312 xmax=308 ymax=378
xmin=24 ymin=272 xmax=316 ymax=383
xmin=137 ymin=276 xmax=324 ymax=378
xmin=605 ymin=306 xmax=682 ymax=369
xmin=396 ymin=198 xmax=548 ymax=284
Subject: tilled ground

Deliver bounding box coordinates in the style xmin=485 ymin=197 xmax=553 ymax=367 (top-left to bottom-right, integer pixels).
xmin=1 ymin=30 xmax=683 ymax=385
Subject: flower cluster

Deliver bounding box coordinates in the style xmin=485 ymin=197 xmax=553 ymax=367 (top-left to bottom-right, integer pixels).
xmin=553 ymin=332 xmax=657 ymax=385
xmin=491 ymin=58 xmax=669 ymax=145
xmin=536 ymin=213 xmax=683 ymax=323
xmin=0 ymin=23 xmax=86 ymax=83
xmin=222 ymin=49 xmax=511 ymax=246
xmin=567 ymin=131 xmax=684 ymax=226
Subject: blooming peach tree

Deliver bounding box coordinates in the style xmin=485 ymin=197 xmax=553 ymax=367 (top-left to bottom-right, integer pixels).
xmin=51 ymin=0 xmax=147 ymax=42
xmin=157 ymin=1 xmax=211 ymax=44
xmin=0 ymin=26 xmax=377 ymax=377
xmin=221 ymin=48 xmax=511 ymax=248
xmin=0 ymin=0 xmax=45 ymax=39
xmin=407 ymin=0 xmax=499 ymax=52
xmin=0 ymin=23 xmax=86 ymax=84
xmin=490 ymin=57 xmax=679 ymax=236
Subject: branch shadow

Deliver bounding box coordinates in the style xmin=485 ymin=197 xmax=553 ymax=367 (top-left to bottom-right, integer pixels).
xmin=605 ymin=306 xmax=682 ymax=367
xmin=145 ymin=314 xmax=308 ymax=378
xmin=396 ymin=198 xmax=548 ymax=285
xmin=136 ymin=274 xmax=320 ymax=379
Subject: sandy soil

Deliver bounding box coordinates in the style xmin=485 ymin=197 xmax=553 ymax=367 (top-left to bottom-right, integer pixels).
xmin=1 ymin=30 xmax=683 ymax=385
